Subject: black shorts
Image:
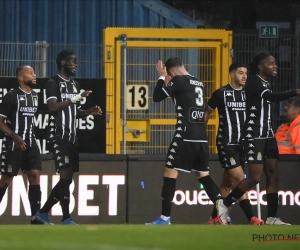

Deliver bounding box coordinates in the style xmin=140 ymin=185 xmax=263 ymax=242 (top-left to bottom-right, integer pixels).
xmin=217 ymin=144 xmax=245 ymax=170
xmin=52 ymin=139 xmax=79 ymax=173
xmin=165 ymin=137 xmax=209 ymax=173
xmin=0 ymin=138 xmax=42 ymax=177
xmin=243 ymin=137 xmax=279 ymax=164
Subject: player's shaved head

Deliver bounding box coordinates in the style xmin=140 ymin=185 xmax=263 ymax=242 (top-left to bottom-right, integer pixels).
xmin=16 ymin=65 xmax=31 ymax=77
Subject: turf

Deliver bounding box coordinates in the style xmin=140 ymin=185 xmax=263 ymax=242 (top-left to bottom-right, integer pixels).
xmin=0 ymin=225 xmax=299 ymax=250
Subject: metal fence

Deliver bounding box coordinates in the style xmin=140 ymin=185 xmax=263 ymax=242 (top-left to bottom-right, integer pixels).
xmin=232 ymin=30 xmax=300 ymax=130
xmin=120 ymin=47 xmax=217 ymax=154
xmin=0 ymin=42 xmax=107 ymax=78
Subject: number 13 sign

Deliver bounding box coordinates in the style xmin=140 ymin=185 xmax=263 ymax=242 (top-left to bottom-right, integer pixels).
xmin=126 ymin=85 xmax=148 ymax=110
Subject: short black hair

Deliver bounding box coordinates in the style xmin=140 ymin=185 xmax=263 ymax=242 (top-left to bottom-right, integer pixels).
xmin=16 ymin=65 xmax=29 ymax=77
xmin=248 ymin=52 xmax=272 ymax=76
xmin=229 ymin=63 xmax=247 ymax=73
xmin=164 ymin=57 xmax=183 ymax=72
xmin=286 ymin=96 xmax=300 ymax=108
xmin=56 ymin=49 xmax=76 ymax=69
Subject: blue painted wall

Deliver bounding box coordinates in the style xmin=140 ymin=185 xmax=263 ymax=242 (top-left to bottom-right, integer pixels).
xmin=0 ymin=0 xmax=182 ymax=43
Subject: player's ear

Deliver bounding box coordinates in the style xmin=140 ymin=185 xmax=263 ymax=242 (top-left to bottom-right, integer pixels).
xmin=258 ymin=64 xmax=263 ymax=72
xmin=61 ymin=60 xmax=66 ymax=66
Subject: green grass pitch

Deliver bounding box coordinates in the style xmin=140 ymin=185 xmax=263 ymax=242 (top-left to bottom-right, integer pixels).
xmin=0 ymin=225 xmax=299 ymax=250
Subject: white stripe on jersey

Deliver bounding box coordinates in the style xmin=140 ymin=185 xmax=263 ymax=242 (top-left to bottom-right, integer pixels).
xmin=224 ymin=91 xmax=232 ymax=143
xmin=267 ymin=103 xmax=271 ymax=137
xmin=22 ymin=95 xmax=28 ymax=141
xmin=241 ymin=91 xmax=246 ymax=122
xmin=74 ymin=102 xmax=77 ymax=142
xmin=260 ymin=98 xmax=264 ymax=137
xmin=233 ymin=91 xmax=241 ymax=142
xmin=68 ymin=105 xmax=72 ymax=141
xmin=60 ymin=85 xmax=66 ymax=139
xmin=15 ymin=94 xmax=20 ymax=135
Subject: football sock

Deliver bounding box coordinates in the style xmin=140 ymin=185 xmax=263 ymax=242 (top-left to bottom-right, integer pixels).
xmin=161 ymin=177 xmax=176 ymax=217
xmin=239 ymin=199 xmax=253 ymax=221
xmin=223 ymin=187 xmax=245 ymax=207
xmin=0 ymin=187 xmax=6 ymax=203
xmin=266 ymin=193 xmax=278 ymax=218
xmin=60 ymin=179 xmax=72 ymax=221
xmin=28 ymin=185 xmax=41 ymax=217
xmin=198 ymin=175 xmax=219 ymax=203
xmin=39 ymin=181 xmax=61 ymax=213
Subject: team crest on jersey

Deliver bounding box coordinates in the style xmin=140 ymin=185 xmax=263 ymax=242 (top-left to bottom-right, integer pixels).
xmin=72 ymin=84 xmax=78 ymax=93
xmin=33 ymin=97 xmax=38 ymax=106
xmin=230 ymin=157 xmax=236 ymax=166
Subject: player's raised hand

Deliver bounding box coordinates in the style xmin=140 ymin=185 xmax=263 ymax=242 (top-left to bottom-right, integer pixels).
xmin=81 ymin=90 xmax=92 ymax=97
xmin=90 ymin=106 xmax=102 ymax=115
xmin=12 ymin=134 xmax=26 ymax=150
xmin=156 ymin=60 xmax=167 ymax=77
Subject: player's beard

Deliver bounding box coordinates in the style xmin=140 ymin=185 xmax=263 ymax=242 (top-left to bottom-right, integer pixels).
xmin=26 ymin=80 xmax=36 ymax=89
xmin=63 ymin=64 xmax=76 ymax=76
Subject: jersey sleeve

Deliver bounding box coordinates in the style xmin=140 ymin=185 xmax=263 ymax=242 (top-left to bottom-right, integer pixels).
xmin=46 ymin=78 xmax=59 ymax=102
xmin=161 ymin=76 xmax=182 ymax=97
xmin=206 ymin=89 xmax=221 ymax=110
xmin=0 ymin=93 xmax=13 ymax=118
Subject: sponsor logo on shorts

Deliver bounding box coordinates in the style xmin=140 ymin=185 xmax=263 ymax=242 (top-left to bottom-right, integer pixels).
xmin=230 ymin=157 xmax=236 ymax=165
xmin=7 ymin=164 xmax=12 ymax=173
xmin=257 ymin=152 xmax=262 ymax=161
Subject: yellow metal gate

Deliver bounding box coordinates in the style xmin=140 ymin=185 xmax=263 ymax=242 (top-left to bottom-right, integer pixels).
xmin=104 ymin=28 xmax=232 ymax=154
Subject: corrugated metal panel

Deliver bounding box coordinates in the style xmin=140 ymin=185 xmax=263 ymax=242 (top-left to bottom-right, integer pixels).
xmin=0 ymin=0 xmax=192 ymax=43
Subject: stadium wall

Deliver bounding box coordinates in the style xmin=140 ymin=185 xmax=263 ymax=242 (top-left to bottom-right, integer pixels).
xmin=0 ymin=154 xmax=299 ymax=225
xmin=0 ymin=0 xmax=197 ymax=43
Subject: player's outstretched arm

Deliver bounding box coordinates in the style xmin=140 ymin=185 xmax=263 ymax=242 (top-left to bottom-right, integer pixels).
xmin=0 ymin=117 xmax=26 ymax=150
xmin=77 ymin=106 xmax=102 ymax=118
xmin=47 ymin=90 xmax=92 ymax=113
xmin=262 ymin=89 xmax=299 ymax=102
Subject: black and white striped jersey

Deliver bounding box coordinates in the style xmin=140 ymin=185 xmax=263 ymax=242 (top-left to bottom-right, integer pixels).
xmin=153 ymin=74 xmax=207 ymax=142
xmin=207 ymin=84 xmax=246 ymax=145
xmin=0 ymin=87 xmax=39 ymax=147
xmin=46 ymin=74 xmax=80 ymax=144
xmin=244 ymin=74 xmax=273 ymax=139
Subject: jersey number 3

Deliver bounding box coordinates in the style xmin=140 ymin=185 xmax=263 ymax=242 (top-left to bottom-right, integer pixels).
xmin=195 ymin=86 xmax=203 ymax=106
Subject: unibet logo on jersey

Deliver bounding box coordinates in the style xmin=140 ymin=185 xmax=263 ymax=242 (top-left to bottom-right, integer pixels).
xmin=189 ymin=107 xmax=204 ymax=123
